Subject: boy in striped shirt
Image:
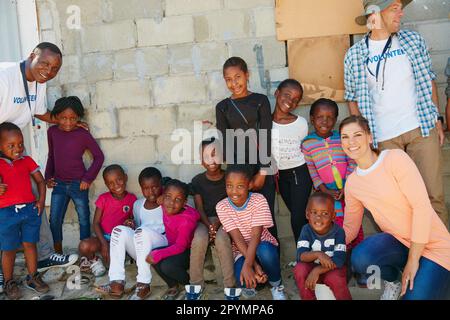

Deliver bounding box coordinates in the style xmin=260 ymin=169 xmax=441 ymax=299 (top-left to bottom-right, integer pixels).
xmin=216 ymin=164 xmax=286 ymax=300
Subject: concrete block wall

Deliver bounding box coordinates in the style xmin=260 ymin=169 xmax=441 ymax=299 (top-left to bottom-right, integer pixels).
xmin=35 ymin=0 xmax=449 ymax=262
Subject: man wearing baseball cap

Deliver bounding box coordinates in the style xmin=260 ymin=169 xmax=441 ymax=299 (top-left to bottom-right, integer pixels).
xmin=344 ymin=1 xmax=448 ymax=227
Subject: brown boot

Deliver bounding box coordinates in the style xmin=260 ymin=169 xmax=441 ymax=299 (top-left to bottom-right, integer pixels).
xmin=25 ymin=272 xmax=50 ymax=294
xmin=5 ymin=280 xmax=22 ymax=300
xmin=95 ymin=280 xmax=125 ymax=299
xmin=128 ymin=282 xmax=151 ymax=300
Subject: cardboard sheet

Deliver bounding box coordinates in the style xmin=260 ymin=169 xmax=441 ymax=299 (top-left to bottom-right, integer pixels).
xmin=288 ymin=35 xmax=349 ymax=104
xmin=275 ymin=0 xmax=367 ymax=40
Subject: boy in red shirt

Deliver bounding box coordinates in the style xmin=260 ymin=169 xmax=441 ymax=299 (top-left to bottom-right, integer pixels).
xmin=0 ymin=122 xmax=48 ymax=300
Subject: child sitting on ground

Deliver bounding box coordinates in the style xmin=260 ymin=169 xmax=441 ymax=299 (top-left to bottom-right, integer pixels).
xmin=78 ymin=164 xmax=137 ymax=277
xmin=293 ymin=192 xmax=351 ymax=300
xmin=186 ymin=138 xmax=236 ymax=300
xmin=0 ymin=122 xmax=49 ymax=300
xmin=145 ymin=179 xmax=200 ymax=300
xmin=96 ymin=167 xmax=167 ymax=300
xmin=216 ymin=164 xmax=286 ymax=300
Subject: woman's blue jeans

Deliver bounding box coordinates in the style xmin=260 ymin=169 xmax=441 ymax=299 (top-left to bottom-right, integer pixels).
xmin=351 ymin=232 xmax=450 ymax=300
xmin=49 ymin=180 xmax=91 ymax=243
xmin=234 ymin=241 xmax=282 ymax=288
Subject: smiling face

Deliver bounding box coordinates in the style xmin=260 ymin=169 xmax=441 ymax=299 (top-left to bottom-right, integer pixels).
xmin=225 ymin=172 xmax=250 ymax=207
xmin=201 ymin=143 xmax=222 ymax=173
xmin=310 ymin=105 xmax=337 ymax=138
xmin=104 ymin=169 xmax=128 ymax=199
xmin=340 ymin=122 xmax=373 ymax=161
xmin=223 ymin=66 xmax=249 ymax=99
xmin=140 ymin=176 xmax=162 ymax=205
xmin=275 ymin=85 xmax=302 ymax=114
xmin=306 ymin=197 xmax=335 ymax=235
xmin=28 ymin=48 xmax=62 ymax=84
xmin=162 ymin=185 xmax=187 ymax=215
xmin=0 ymin=130 xmax=24 ymax=161
xmin=56 ymin=108 xmax=79 ymax=132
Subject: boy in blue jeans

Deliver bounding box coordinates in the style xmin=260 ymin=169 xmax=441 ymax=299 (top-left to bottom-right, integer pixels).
xmin=0 ymin=123 xmax=49 ymax=299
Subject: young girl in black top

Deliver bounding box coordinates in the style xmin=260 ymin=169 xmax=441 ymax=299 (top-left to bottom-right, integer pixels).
xmin=215 ymin=57 xmax=277 ymax=239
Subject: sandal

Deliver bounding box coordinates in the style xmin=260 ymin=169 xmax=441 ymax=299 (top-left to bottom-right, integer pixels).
xmin=94 ymin=280 xmax=125 ymax=299
xmin=161 ymin=285 xmax=181 ymax=300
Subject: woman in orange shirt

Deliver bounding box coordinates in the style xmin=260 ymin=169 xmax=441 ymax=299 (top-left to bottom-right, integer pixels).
xmin=340 ymin=115 xmax=450 ymax=300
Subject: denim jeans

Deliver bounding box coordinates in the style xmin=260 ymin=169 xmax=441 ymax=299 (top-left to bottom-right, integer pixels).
xmin=351 ymin=232 xmax=450 ymax=300
xmin=49 ymin=180 xmax=91 ymax=242
xmin=234 ymin=241 xmax=281 ymax=288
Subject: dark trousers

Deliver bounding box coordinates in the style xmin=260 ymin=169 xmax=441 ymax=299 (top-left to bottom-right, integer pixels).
xmin=153 ymin=249 xmax=190 ymax=288
xmin=278 ymin=164 xmax=313 ymax=242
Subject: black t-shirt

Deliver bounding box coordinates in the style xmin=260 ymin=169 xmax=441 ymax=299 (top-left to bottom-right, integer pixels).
xmin=215 ymin=93 xmax=272 ymax=168
xmin=191 ymin=172 xmax=227 ymax=217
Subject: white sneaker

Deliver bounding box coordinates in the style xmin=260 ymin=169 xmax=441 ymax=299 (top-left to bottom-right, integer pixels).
xmin=90 ymin=256 xmax=106 ymax=277
xmin=0 ymin=271 xmax=4 ymax=294
xmin=270 ymin=285 xmax=287 ymax=300
xmin=380 ymin=280 xmax=401 ymax=300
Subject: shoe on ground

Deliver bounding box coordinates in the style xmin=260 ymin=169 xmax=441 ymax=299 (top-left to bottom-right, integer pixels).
xmin=241 ymin=288 xmax=257 ymax=299
xmin=25 ymin=272 xmax=50 ymax=294
xmin=224 ymin=288 xmax=242 ymax=300
xmin=185 ymin=285 xmax=203 ymax=300
xmin=161 ymin=285 xmax=181 ymax=300
xmin=0 ymin=271 xmax=4 ymax=294
xmin=37 ymin=253 xmax=79 ymax=272
xmin=90 ymin=256 xmax=106 ymax=277
xmin=380 ymin=280 xmax=401 ymax=300
xmin=270 ymin=285 xmax=287 ymax=300
xmin=95 ymin=280 xmax=125 ymax=299
xmin=79 ymin=256 xmax=91 ymax=273
xmin=5 ymin=279 xmax=22 ymax=300
xmin=129 ymin=282 xmax=151 ymax=300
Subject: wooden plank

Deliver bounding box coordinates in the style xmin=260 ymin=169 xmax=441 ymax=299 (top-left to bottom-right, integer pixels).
xmin=288 ymin=35 xmax=349 ymax=104
xmin=275 ymin=0 xmax=367 ymax=40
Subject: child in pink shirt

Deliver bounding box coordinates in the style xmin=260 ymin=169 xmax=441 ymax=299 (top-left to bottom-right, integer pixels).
xmin=78 ymin=164 xmax=137 ymax=278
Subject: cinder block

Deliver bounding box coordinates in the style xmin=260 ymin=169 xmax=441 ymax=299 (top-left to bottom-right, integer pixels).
xmin=156 ymin=133 xmax=189 ymax=164
xmin=86 ymin=110 xmax=119 ymax=139
xmin=40 ymin=30 xmax=58 ymax=46
xmin=194 ymin=16 xmax=209 ymax=43
xmin=177 ymin=103 xmax=215 ymax=130
xmin=253 ymin=7 xmax=276 ymax=38
xmin=61 ymin=83 xmax=93 ymax=109
xmin=227 ymin=37 xmax=286 ymax=69
xmin=55 ymin=55 xmax=80 ymax=84
xmin=224 ymin=0 xmax=274 ymax=9
xmin=136 ymin=16 xmax=194 ymax=47
xmin=414 ymin=21 xmax=450 ymax=52
xmin=36 ymin=1 xmax=54 ymax=30
xmin=202 ymin=11 xmax=250 ymax=41
xmin=106 ymin=0 xmax=162 ymax=21
xmin=82 ymin=53 xmax=114 ymax=82
xmin=95 ymin=80 xmax=151 ymax=109
xmin=152 ymin=75 xmax=207 ymax=105
xmin=178 ymin=164 xmax=205 ymax=183
xmin=54 ymin=0 xmax=105 ymax=26
xmin=206 ymin=71 xmax=231 ymax=101
xmin=165 ymin=0 xmax=222 ymax=16
xmin=403 ymin=1 xmax=450 ymax=22
xmin=114 ymin=47 xmax=169 ymax=80
xmin=99 ymin=136 xmax=157 ymax=166
xmin=169 ymin=42 xmax=228 ymax=74
xmin=46 ymin=86 xmax=63 ymax=111
xmin=431 ymin=53 xmax=450 ymax=84
xmin=82 ymin=20 xmax=136 ymax=53
xmin=269 ymin=67 xmax=289 ymax=83
xmin=118 ymin=107 xmax=177 ymax=137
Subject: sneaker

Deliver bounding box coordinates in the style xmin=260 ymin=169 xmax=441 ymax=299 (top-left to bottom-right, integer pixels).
xmin=224 ymin=288 xmax=242 ymax=300
xmin=241 ymin=288 xmax=257 ymax=299
xmin=0 ymin=271 xmax=4 ymax=294
xmin=5 ymin=280 xmax=22 ymax=300
xmin=25 ymin=272 xmax=50 ymax=294
xmin=185 ymin=285 xmax=203 ymax=300
xmin=37 ymin=253 xmax=79 ymax=272
xmin=129 ymin=283 xmax=151 ymax=300
xmin=90 ymin=256 xmax=106 ymax=277
xmin=270 ymin=285 xmax=287 ymax=300
xmin=79 ymin=256 xmax=91 ymax=273
xmin=380 ymin=280 xmax=401 ymax=300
